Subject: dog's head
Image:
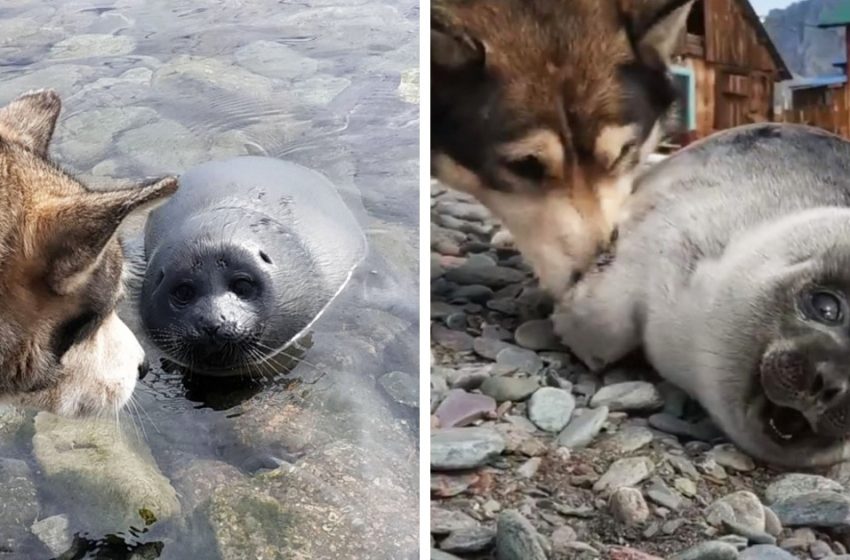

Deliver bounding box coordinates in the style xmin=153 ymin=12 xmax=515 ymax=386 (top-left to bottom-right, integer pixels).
xmin=0 ymin=90 xmax=177 ymax=416
xmin=432 ymin=0 xmax=693 ymax=294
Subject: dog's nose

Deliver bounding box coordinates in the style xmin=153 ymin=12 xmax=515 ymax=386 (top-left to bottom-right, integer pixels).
xmin=138 ymin=359 xmax=150 ymax=381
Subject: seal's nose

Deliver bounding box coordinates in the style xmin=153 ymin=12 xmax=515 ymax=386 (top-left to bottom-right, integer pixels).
xmin=138 ymin=358 xmax=150 ymax=380
xmin=809 ymin=364 xmax=849 ymax=410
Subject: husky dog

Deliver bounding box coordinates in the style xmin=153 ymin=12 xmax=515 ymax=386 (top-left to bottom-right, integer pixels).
xmin=0 ymin=90 xmax=176 ymax=416
xmin=554 ymin=123 xmax=850 ymax=468
xmin=431 ymin=0 xmax=694 ymax=296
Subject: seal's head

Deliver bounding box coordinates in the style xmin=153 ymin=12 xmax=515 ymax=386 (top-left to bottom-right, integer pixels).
xmin=695 ymin=209 xmax=850 ymax=467
xmin=140 ymin=223 xmax=328 ymax=373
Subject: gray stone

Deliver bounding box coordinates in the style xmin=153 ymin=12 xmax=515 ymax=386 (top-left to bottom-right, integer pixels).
xmin=721 ymin=518 xmax=776 ymax=545
xmin=528 ymin=387 xmax=575 ymax=432
xmin=31 ymin=515 xmax=72 ymax=556
xmin=670 ymin=541 xmax=739 ymax=560
xmin=601 ymin=425 xmax=654 ymax=454
xmin=473 ymin=337 xmax=514 ymax=360
xmin=440 ymin=525 xmax=496 ymax=554
xmin=739 ymin=545 xmax=797 ymax=560
xmin=233 ymin=40 xmax=318 ymax=80
xmin=674 ymin=477 xmax=698 ymax=497
xmin=55 ymin=106 xmax=158 ymax=166
xmin=495 ymin=346 xmax=543 ymax=374
xmin=593 ymin=456 xmax=655 ymax=493
xmin=666 ymin=454 xmax=701 ymax=479
xmin=445 ymin=365 xmax=491 ymax=390
xmin=0 ymin=458 xmax=38 ymax=551
xmin=480 ymin=377 xmax=539 ymax=402
xmin=557 ymin=407 xmax=609 ymax=449
xmin=705 ymin=491 xmax=766 ymax=533
xmin=432 ymin=325 xmax=474 ymax=352
xmin=115 ymin=118 xmax=208 ymax=172
xmin=444 ymin=263 xmax=526 ymax=288
xmin=709 ymin=444 xmax=755 ymax=472
xmin=771 ymin=491 xmax=850 ymax=528
xmin=431 ymin=549 xmax=463 ymax=560
xmin=50 ymin=34 xmax=136 ymax=59
xmin=764 ymin=473 xmax=844 ymax=505
xmin=646 ymin=478 xmax=684 ymax=511
xmin=764 ymin=506 xmax=783 ymax=537
xmin=495 ymin=510 xmax=547 ymax=560
xmin=378 ymin=371 xmax=418 ymax=408
xmin=810 ymin=540 xmax=833 ymax=559
xmin=609 ymin=487 xmax=649 ymax=526
xmin=590 ymin=381 xmax=663 ymax=412
xmin=431 ymin=507 xmax=479 ymax=535
xmin=451 ymin=285 xmax=494 ymax=303
xmin=514 ymin=319 xmax=563 ymax=351
xmin=32 ymin=413 xmax=180 ymax=535
xmin=431 ymin=427 xmax=506 ymax=470
xmin=153 ymin=55 xmax=277 ymax=99
xmin=517 ymin=457 xmax=542 ymax=479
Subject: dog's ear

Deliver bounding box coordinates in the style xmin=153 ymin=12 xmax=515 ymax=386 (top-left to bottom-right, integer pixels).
xmin=622 ymin=0 xmax=695 ymax=66
xmin=0 ymin=90 xmax=62 ymax=157
xmin=35 ymin=177 xmax=178 ymax=295
xmin=431 ymin=7 xmax=485 ymax=71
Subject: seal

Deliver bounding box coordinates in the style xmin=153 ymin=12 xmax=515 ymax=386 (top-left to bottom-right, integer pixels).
xmin=140 ymin=156 xmax=366 ymax=374
xmin=553 ymin=123 xmax=850 ymax=468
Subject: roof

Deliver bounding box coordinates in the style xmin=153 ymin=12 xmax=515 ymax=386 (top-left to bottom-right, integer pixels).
xmin=819 ymin=2 xmax=850 ymax=28
xmin=735 ymin=0 xmax=792 ymax=80
xmin=788 ymin=74 xmax=848 ymax=90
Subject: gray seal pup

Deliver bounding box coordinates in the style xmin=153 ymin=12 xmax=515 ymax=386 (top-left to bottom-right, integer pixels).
xmin=140 ymin=156 xmax=366 ymax=374
xmin=553 ymin=123 xmax=850 ymax=467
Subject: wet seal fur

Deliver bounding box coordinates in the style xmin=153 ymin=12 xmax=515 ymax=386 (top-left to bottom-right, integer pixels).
xmin=140 ymin=156 xmax=366 ymax=375
xmin=554 ymin=123 xmax=850 ymax=468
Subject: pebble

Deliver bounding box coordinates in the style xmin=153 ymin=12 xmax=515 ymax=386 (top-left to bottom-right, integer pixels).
xmin=601 ymin=425 xmax=654 ymax=454
xmin=764 ymin=506 xmax=783 ymax=537
xmin=434 ymin=390 xmax=496 ymax=429
xmin=590 ymin=381 xmax=663 ymax=411
xmin=705 ymin=491 xmax=765 ymax=533
xmin=472 ymin=337 xmax=513 ymax=360
xmin=431 ymin=473 xmax=478 ymax=498
xmin=431 ymin=427 xmax=506 ymax=471
xmin=514 ymin=319 xmax=563 ymax=351
xmin=764 ymin=473 xmax=844 ymax=505
xmin=609 ymin=547 xmax=664 ymax=560
xmin=674 ymin=477 xmax=698 ymax=497
xmin=444 ymin=263 xmax=526 ymax=288
xmin=593 ymin=456 xmax=655 ymax=493
xmin=556 ymin=406 xmax=609 ymax=449
xmin=439 ymin=525 xmax=496 ymax=554
xmin=739 ymin=545 xmax=797 ymax=559
xmin=479 ymin=377 xmax=539 ymax=402
xmin=495 ymin=346 xmax=543 ymax=374
xmin=431 ymin=549 xmax=463 ymax=560
xmin=771 ymin=491 xmax=850 ymax=528
xmin=450 ymin=284 xmax=494 ymax=303
xmin=609 ymin=487 xmax=650 ymax=526
xmin=517 ymin=457 xmax=542 ymax=479
xmin=810 ymin=540 xmax=833 ymax=559
xmin=31 ymin=515 xmax=72 ymax=556
xmin=431 ymin=507 xmax=479 ymax=534
xmin=694 ymin=455 xmax=728 ymax=481
xmin=709 ymin=443 xmax=755 ymax=472
xmin=432 ymin=324 xmax=474 ymax=352
xmin=445 ymin=365 xmax=491 ymax=390
xmin=646 ymin=478 xmax=683 ymax=511
xmin=670 ymin=540 xmax=739 ymax=560
xmin=550 ymin=525 xmax=578 ymax=552
xmin=495 ymin=510 xmax=547 ymax=560
xmin=528 ymin=388 xmax=575 ymax=432
xmin=666 ymin=454 xmax=701 ymax=479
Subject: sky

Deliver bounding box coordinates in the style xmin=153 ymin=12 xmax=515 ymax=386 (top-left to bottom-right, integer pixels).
xmin=750 ymin=0 xmax=798 ymax=16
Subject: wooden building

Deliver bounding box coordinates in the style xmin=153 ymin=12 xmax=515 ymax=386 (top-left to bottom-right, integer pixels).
xmin=663 ymin=0 xmax=791 ymax=147
xmin=782 ymin=4 xmax=850 ymax=138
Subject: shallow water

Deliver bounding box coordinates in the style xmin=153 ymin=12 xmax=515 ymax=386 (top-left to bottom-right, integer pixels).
xmin=0 ymin=1 xmax=418 ymax=558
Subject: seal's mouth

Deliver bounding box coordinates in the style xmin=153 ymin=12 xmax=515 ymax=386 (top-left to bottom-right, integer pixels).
xmin=762 ymin=397 xmax=813 ymax=443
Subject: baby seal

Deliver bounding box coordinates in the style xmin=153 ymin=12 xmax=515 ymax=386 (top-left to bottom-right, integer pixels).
xmin=140 ymin=156 xmax=366 ymax=374
xmin=553 ymin=123 xmax=850 ymax=467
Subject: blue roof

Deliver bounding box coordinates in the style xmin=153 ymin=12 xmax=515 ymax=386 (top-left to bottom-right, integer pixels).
xmin=789 ymin=75 xmax=848 ymax=90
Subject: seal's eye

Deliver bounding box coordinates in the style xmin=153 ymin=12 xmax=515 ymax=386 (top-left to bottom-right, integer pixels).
xmin=807 ymin=291 xmax=843 ymax=324
xmin=172 ymin=283 xmax=195 ymax=305
xmin=231 ymin=278 xmax=256 ymax=299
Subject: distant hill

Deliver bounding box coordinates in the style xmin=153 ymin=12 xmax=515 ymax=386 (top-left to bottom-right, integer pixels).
xmin=762 ymin=0 xmax=845 ymax=78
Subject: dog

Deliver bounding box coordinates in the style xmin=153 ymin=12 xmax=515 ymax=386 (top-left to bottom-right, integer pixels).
xmin=431 ymin=0 xmax=694 ymax=296
xmin=0 ymin=89 xmax=177 ymax=416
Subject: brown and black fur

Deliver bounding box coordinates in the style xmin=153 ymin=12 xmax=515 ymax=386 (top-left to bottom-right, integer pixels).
xmin=0 ymin=89 xmax=176 ymax=415
xmin=431 ymin=0 xmax=694 ymax=295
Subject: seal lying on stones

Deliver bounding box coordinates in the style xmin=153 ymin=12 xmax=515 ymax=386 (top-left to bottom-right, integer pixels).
xmin=140 ymin=156 xmax=366 ymax=374
xmin=553 ymin=123 xmax=850 ymax=467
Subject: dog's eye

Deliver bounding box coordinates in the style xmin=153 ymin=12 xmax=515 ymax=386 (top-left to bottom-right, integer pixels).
xmin=171 ymin=283 xmax=196 ymax=305
xmin=806 ymin=291 xmax=843 ymax=324
xmin=505 ymin=156 xmax=546 ymax=182
xmin=53 ymin=312 xmax=98 ymax=360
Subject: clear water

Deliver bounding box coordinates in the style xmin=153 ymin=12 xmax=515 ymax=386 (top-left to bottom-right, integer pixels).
xmin=0 ymin=1 xmax=419 ymax=558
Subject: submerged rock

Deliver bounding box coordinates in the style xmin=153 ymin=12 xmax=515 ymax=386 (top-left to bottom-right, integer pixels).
xmin=32 ymin=413 xmax=180 ymax=534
